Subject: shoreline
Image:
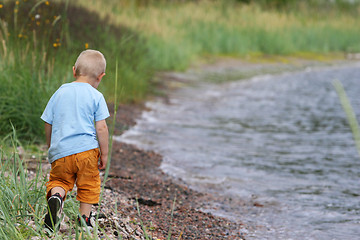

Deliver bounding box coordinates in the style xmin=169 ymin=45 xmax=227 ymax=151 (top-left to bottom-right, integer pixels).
xmin=106 ymin=103 xmax=246 ymax=239
xmin=25 ymin=56 xmax=359 ymax=239
xmin=24 ymin=104 xmax=245 ymax=239
xmin=103 ymin=57 xmax=360 ymax=239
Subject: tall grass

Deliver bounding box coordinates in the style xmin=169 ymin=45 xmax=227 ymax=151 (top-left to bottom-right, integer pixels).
xmin=0 ymin=127 xmax=120 ymax=239
xmin=76 ymin=0 xmax=360 ymax=70
xmin=1 ymin=0 xmax=360 ymax=140
xmin=0 ymin=129 xmax=43 ymax=239
xmin=0 ymin=0 xmax=153 ymax=141
xmin=0 ymin=15 xmax=62 ymax=141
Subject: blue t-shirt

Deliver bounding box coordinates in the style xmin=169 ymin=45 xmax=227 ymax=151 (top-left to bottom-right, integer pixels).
xmin=41 ymin=82 xmax=110 ymax=163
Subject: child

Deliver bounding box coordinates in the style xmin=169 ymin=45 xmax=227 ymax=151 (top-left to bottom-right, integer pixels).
xmin=41 ymin=49 xmax=110 ymax=231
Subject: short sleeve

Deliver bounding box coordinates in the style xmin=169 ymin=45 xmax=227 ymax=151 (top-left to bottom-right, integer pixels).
xmin=40 ymin=95 xmax=55 ymax=124
xmin=94 ymin=95 xmax=110 ymax=122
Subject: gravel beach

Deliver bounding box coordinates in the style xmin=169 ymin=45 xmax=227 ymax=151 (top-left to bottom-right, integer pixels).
xmin=26 ymin=104 xmax=246 ymax=239
xmin=31 ymin=58 xmax=350 ymax=239
xmin=101 ymin=58 xmax=350 ymax=239
xmin=101 ymin=103 xmax=246 ymax=239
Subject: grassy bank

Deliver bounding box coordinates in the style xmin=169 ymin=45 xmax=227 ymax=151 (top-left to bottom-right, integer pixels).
xmin=77 ymin=0 xmax=360 ymax=69
xmin=0 ymin=131 xmax=99 ymax=239
xmin=0 ymin=0 xmax=153 ymax=141
xmin=1 ymin=0 xmax=360 ymax=141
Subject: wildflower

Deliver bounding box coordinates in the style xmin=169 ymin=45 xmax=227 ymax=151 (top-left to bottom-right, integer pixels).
xmin=53 ymin=43 xmax=58 ymax=48
xmin=35 ymin=14 xmax=40 ymax=20
xmin=18 ymin=34 xmax=23 ymax=38
xmin=36 ymin=21 xmax=40 ymax=26
xmin=16 ymin=1 xmax=19 ymax=5
xmin=0 ymin=4 xmax=3 ymax=9
xmin=14 ymin=9 xmax=18 ymax=13
xmin=45 ymin=1 xmax=50 ymax=5
xmin=85 ymin=43 xmax=89 ymax=49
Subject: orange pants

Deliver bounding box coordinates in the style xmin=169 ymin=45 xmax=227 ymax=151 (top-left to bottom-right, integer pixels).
xmin=46 ymin=148 xmax=101 ymax=204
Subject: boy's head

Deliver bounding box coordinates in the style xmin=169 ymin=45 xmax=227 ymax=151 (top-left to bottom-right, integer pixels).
xmin=73 ymin=50 xmax=106 ymax=81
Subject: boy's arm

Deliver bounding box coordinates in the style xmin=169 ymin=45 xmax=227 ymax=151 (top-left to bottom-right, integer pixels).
xmin=45 ymin=122 xmax=52 ymax=148
xmin=95 ymin=119 xmax=109 ymax=169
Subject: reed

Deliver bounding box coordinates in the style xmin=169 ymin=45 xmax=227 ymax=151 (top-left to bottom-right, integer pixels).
xmin=333 ymin=80 xmax=360 ymax=157
xmin=0 ymin=128 xmax=51 ymax=239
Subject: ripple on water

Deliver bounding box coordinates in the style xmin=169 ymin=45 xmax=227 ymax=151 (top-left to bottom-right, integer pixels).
xmin=117 ymin=64 xmax=360 ymax=239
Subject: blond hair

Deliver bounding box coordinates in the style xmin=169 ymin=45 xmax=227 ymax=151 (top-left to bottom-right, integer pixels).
xmin=74 ymin=50 xmax=106 ymax=79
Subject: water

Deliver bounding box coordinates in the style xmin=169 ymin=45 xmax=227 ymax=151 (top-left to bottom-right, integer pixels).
xmin=115 ymin=63 xmax=360 ymax=239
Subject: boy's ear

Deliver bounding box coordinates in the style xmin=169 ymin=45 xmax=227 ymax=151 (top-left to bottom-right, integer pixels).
xmin=97 ymin=72 xmax=106 ymax=81
xmin=72 ymin=66 xmax=76 ymax=78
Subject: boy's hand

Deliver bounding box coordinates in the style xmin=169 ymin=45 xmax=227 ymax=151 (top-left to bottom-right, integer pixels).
xmin=96 ymin=119 xmax=109 ymax=170
xmin=45 ymin=123 xmax=52 ymax=148
xmin=98 ymin=155 xmax=108 ymax=169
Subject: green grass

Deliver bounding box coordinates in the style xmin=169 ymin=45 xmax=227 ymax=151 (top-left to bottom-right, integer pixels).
xmin=1 ymin=0 xmax=360 ymax=141
xmin=0 ymin=151 xmax=110 ymax=239
xmin=0 ymin=0 xmax=153 ymax=141
xmin=0 ymin=92 xmax=124 ymax=239
xmin=76 ymin=0 xmax=360 ymax=65
xmin=0 ymin=129 xmax=91 ymax=239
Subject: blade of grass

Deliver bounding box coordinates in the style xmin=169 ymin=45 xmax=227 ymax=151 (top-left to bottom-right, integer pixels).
xmin=167 ymin=195 xmax=177 ymax=240
xmin=135 ymin=198 xmax=150 ymax=240
xmin=96 ymin=59 xmax=120 ymax=235
xmin=333 ymin=79 xmax=360 ymax=156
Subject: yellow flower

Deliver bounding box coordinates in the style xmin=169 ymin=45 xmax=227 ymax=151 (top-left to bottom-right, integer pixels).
xmin=16 ymin=1 xmax=19 ymax=5
xmin=0 ymin=4 xmax=3 ymax=8
xmin=45 ymin=1 xmax=50 ymax=5
xmin=36 ymin=21 xmax=40 ymax=26
xmin=18 ymin=34 xmax=23 ymax=38
xmin=14 ymin=9 xmax=18 ymax=13
xmin=53 ymin=43 xmax=58 ymax=48
xmin=85 ymin=43 xmax=89 ymax=49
